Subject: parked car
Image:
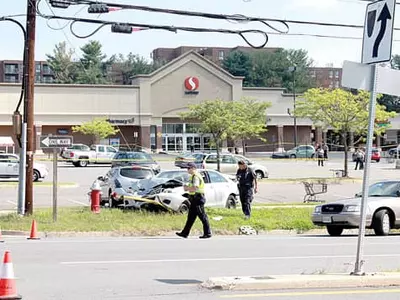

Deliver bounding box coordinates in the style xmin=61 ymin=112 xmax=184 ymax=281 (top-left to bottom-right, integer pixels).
xmin=111 ymin=151 xmax=160 ymax=174
xmin=193 ymin=153 xmax=269 ymax=179
xmin=63 ymin=144 xmax=118 ymax=167
xmin=351 ymin=148 xmax=380 ymax=162
xmin=0 ymin=154 xmax=48 ymax=181
xmin=60 ymin=144 xmax=90 ymax=158
xmin=388 ymin=146 xmax=400 ymax=157
xmin=312 ymin=180 xmax=400 ymax=236
xmin=271 ymin=145 xmax=315 ymax=159
xmin=114 ymin=169 xmax=239 ymax=213
xmin=94 ymin=165 xmax=155 ymax=207
xmin=174 ymin=152 xmax=205 ymax=168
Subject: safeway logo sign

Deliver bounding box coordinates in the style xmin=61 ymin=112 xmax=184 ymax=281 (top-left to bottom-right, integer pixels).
xmin=184 ymin=77 xmax=199 ymax=94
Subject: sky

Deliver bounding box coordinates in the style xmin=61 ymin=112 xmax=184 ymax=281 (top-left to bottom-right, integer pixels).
xmin=0 ymin=0 xmax=399 ymax=67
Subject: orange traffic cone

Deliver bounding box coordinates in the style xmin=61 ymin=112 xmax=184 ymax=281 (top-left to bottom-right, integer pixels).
xmin=0 ymin=251 xmax=22 ymax=299
xmin=27 ymin=220 xmax=40 ymax=240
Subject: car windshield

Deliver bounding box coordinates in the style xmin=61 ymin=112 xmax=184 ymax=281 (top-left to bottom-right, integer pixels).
xmin=193 ymin=153 xmax=206 ymax=162
xmin=121 ymin=152 xmax=154 ymax=162
xmin=119 ymin=168 xmax=153 ymax=179
xmin=156 ymin=171 xmax=189 ymax=182
xmin=362 ymin=182 xmax=400 ymax=197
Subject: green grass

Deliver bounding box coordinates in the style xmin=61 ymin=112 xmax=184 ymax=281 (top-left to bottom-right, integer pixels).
xmin=253 ymin=202 xmax=316 ymax=207
xmin=0 ymin=207 xmax=317 ymax=235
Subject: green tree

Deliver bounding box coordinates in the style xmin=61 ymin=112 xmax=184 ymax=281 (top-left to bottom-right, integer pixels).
xmin=180 ymin=99 xmax=237 ymax=172
xmin=295 ymin=88 xmax=396 ymax=176
xmin=222 ymin=51 xmax=252 ymax=86
xmin=109 ymin=53 xmax=166 ymax=84
xmin=72 ymin=117 xmax=119 ymax=144
xmin=75 ymin=40 xmax=110 ymax=84
xmin=282 ymin=49 xmax=315 ymax=93
xmin=46 ymin=41 xmax=77 ymax=84
xmin=230 ymin=98 xmax=271 ymax=155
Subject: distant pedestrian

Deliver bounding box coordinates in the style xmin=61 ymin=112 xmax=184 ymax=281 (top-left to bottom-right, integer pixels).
xmin=317 ymin=146 xmax=324 ymax=166
xmin=322 ymin=143 xmax=329 ymax=160
xmin=355 ymin=148 xmax=365 ymax=170
xmin=176 ymin=162 xmax=212 ymax=239
xmin=236 ymin=160 xmax=258 ymax=219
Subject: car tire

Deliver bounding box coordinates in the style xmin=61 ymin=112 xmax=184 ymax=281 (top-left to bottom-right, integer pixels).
xmin=310 ymin=153 xmax=315 ymax=159
xmin=373 ymin=209 xmax=391 ymax=236
xmin=108 ymin=192 xmax=116 ymax=208
xmin=33 ymin=170 xmax=40 ymax=182
xmin=290 ymin=154 xmax=296 ymax=159
xmin=226 ymin=195 xmax=237 ymax=209
xmin=178 ymin=201 xmax=190 ymax=214
xmin=78 ymin=159 xmax=88 ymax=167
xmin=255 ymin=171 xmax=263 ymax=180
xmin=327 ymin=226 xmax=344 ymax=236
xmin=376 ymin=159 xmax=380 ymax=163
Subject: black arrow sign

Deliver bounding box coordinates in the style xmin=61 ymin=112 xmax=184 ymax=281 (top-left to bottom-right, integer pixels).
xmin=373 ymin=3 xmax=392 ymax=58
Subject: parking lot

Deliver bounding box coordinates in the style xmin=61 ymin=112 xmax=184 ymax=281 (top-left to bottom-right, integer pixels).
xmin=0 ymin=153 xmax=398 ymax=211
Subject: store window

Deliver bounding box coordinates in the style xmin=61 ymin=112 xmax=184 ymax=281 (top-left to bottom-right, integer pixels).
xmin=162 ymin=123 xmax=184 ymax=134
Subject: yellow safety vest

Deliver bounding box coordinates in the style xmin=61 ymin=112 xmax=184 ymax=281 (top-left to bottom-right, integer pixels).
xmin=188 ymin=173 xmax=205 ymax=195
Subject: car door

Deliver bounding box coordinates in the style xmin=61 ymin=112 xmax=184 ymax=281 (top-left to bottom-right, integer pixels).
xmin=99 ymin=169 xmax=114 ymax=200
xmin=206 ymin=170 xmax=231 ymax=207
xmin=199 ymin=171 xmax=217 ymax=207
xmin=106 ymin=146 xmax=117 ymax=162
xmin=0 ymin=154 xmax=9 ymax=176
xmin=221 ymin=154 xmax=237 ymax=174
xmin=204 ymin=154 xmax=218 ymax=170
xmin=96 ymin=145 xmax=107 ymax=162
xmin=5 ymin=155 xmax=19 ymax=176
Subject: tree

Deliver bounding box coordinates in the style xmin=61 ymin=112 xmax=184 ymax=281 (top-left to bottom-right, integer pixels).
xmin=109 ymin=53 xmax=166 ymax=84
xmin=75 ymin=40 xmax=110 ymax=84
xmin=46 ymin=42 xmax=77 ymax=84
xmin=230 ymin=98 xmax=271 ymax=155
xmin=72 ymin=117 xmax=119 ymax=144
xmin=180 ymin=99 xmax=237 ymax=172
xmin=222 ymin=51 xmax=252 ymax=86
xmin=282 ymin=49 xmax=315 ymax=93
xmin=295 ymin=88 xmax=397 ymax=176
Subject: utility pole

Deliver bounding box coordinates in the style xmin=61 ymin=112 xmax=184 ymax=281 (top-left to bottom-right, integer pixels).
xmin=288 ymin=66 xmax=298 ymax=147
xmin=25 ymin=0 xmax=36 ymax=215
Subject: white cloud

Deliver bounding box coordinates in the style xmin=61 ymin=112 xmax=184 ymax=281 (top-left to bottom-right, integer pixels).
xmin=288 ymin=0 xmax=338 ymax=10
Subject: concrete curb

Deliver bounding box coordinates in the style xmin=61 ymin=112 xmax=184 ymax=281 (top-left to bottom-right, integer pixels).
xmin=201 ymin=273 xmax=400 ymax=291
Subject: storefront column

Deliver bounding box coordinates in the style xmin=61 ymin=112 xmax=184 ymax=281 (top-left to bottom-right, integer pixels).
xmin=156 ymin=126 xmax=163 ymax=153
xmin=315 ymin=127 xmax=323 ymax=145
xmin=276 ymin=125 xmax=284 ymax=152
xmin=35 ymin=124 xmax=42 ymax=154
xmin=376 ymin=134 xmax=381 ymax=149
xmin=139 ymin=126 xmax=151 ymax=150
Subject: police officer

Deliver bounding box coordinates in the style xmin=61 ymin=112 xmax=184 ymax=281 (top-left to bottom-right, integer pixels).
xmin=176 ymin=162 xmax=212 ymax=239
xmin=236 ymin=160 xmax=258 ymax=219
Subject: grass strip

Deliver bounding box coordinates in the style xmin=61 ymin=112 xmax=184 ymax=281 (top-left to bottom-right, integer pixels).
xmin=0 ymin=207 xmax=317 ymax=235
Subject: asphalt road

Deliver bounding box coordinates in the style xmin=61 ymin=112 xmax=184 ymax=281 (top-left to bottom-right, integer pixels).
xmin=0 ymin=155 xmax=399 ymax=210
xmin=4 ymin=234 xmax=400 ymax=299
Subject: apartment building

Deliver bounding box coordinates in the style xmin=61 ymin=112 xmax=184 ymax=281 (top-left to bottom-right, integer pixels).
xmin=0 ymin=60 xmax=55 ymax=83
xmin=309 ymin=66 xmax=342 ymax=89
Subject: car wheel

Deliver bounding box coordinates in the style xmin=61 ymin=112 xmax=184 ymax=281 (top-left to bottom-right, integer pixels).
xmin=290 ymin=154 xmax=296 ymax=159
xmin=255 ymin=171 xmax=263 ymax=180
xmin=376 ymin=159 xmax=380 ymax=163
xmin=33 ymin=170 xmax=40 ymax=182
xmin=178 ymin=201 xmax=190 ymax=214
xmin=79 ymin=159 xmax=88 ymax=167
xmin=326 ymin=226 xmax=344 ymax=236
xmin=373 ymin=209 xmax=391 ymax=236
xmin=108 ymin=192 xmax=116 ymax=208
xmin=226 ymin=195 xmax=236 ymax=209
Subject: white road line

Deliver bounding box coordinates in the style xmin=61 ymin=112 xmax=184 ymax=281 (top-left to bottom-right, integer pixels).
xmin=60 ymin=253 xmax=400 ymax=265
xmin=6 ymin=200 xmax=17 ymax=205
xmin=68 ymin=200 xmax=89 ymax=206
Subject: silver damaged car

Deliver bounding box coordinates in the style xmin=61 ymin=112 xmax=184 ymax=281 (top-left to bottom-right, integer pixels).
xmin=312 ymin=181 xmax=400 ymax=236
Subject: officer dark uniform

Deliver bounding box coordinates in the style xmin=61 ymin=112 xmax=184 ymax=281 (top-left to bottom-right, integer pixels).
xmin=176 ymin=162 xmax=212 ymax=239
xmin=236 ymin=160 xmax=258 ymax=219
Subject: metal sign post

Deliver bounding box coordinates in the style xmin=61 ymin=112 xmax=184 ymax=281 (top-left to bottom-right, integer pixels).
xmin=39 ymin=135 xmax=73 ymax=222
xmin=353 ymin=0 xmax=395 ymax=275
xmin=52 ymin=148 xmax=58 ymax=222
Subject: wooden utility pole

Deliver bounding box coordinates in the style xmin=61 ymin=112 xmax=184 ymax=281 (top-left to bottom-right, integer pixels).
xmin=25 ymin=0 xmax=36 ymax=215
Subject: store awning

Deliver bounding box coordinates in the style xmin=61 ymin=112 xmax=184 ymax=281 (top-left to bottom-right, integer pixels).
xmin=0 ymin=137 xmax=15 ymax=147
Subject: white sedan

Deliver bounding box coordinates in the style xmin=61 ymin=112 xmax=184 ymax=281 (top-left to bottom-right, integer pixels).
xmin=115 ymin=169 xmax=239 ymax=213
xmin=0 ymin=153 xmax=48 ymax=181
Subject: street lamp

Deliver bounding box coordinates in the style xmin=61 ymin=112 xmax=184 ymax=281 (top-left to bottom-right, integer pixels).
xmin=288 ymin=66 xmax=298 ymax=147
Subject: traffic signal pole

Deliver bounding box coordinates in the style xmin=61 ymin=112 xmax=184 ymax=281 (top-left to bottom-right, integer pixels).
xmin=24 ymin=0 xmax=36 ymax=215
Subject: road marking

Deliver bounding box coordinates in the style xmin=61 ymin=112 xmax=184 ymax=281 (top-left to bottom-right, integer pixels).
xmin=219 ymin=288 xmax=400 ymax=298
xmin=68 ymin=200 xmax=89 ymax=206
xmin=6 ymin=200 xmax=16 ymax=205
xmin=60 ymin=253 xmax=400 ymax=265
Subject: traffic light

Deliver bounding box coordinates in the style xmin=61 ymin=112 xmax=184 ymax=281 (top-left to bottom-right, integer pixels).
xmin=88 ymin=4 xmax=110 ymax=14
xmin=49 ymin=0 xmax=71 ymax=8
xmin=111 ymin=24 xmax=133 ymax=34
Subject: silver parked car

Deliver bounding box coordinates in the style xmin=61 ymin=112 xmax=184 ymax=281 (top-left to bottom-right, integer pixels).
xmin=312 ymin=181 xmax=400 ymax=236
xmin=95 ymin=165 xmax=155 ymax=208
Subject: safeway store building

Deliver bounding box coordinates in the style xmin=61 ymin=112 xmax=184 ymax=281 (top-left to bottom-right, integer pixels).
xmin=0 ymin=50 xmax=396 ymax=153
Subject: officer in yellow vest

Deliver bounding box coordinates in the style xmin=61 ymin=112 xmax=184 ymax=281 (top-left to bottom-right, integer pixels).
xmin=176 ymin=162 xmax=212 ymax=239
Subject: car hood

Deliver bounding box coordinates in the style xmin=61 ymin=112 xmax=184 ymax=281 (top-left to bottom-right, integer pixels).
xmin=130 ymin=178 xmax=184 ymax=196
xmin=324 ymin=196 xmax=399 ymax=206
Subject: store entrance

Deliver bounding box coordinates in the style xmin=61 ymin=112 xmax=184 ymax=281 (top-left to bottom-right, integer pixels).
xmin=162 ymin=135 xmax=212 ymax=152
